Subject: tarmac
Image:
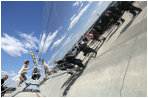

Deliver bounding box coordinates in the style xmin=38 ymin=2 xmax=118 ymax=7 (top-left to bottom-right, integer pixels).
xmin=13 ymin=1 xmax=147 ymax=97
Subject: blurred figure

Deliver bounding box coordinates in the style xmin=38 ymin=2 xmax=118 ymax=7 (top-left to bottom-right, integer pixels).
xmin=88 ymin=29 xmax=106 ymax=42
xmin=1 ymin=75 xmax=8 ymax=97
xmin=118 ymin=1 xmax=142 ymax=18
xmin=42 ymin=59 xmax=53 ymax=75
xmin=39 ymin=58 xmax=41 ymax=62
xmin=16 ymin=61 xmax=30 ymax=90
xmin=78 ymin=40 xmax=97 ymax=57
xmin=105 ymin=11 xmax=121 ymax=26
xmin=54 ymin=59 xmax=74 ymax=71
xmin=54 ymin=59 xmax=74 ymax=75
xmin=55 ymin=53 xmax=85 ymax=69
xmin=108 ymin=7 xmax=125 ymax=23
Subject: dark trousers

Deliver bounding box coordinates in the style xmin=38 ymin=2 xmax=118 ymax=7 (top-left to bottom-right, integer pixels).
xmin=84 ymin=47 xmax=96 ymax=56
xmin=129 ymin=6 xmax=142 ymax=16
xmin=1 ymin=88 xmax=5 ymax=97
xmin=72 ymin=59 xmax=85 ymax=68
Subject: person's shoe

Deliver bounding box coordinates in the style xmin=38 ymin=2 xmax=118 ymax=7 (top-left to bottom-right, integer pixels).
xmin=121 ymin=18 xmax=125 ymax=23
xmin=117 ymin=22 xmax=120 ymax=26
xmin=115 ymin=22 xmax=120 ymax=26
xmin=132 ymin=13 xmax=136 ymax=19
xmin=68 ymin=72 xmax=73 ymax=75
xmin=25 ymin=82 xmax=29 ymax=85
xmin=83 ymin=53 xmax=87 ymax=56
xmin=103 ymin=38 xmax=106 ymax=42
xmin=138 ymin=9 xmax=142 ymax=14
xmin=81 ymin=66 xmax=86 ymax=69
xmin=94 ymin=51 xmax=97 ymax=58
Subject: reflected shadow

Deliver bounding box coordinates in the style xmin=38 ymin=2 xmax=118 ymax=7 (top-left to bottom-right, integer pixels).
xmin=105 ymin=20 xmax=125 ymax=42
xmin=95 ymin=40 xmax=106 ymax=52
xmin=60 ymin=14 xmax=138 ymax=97
xmin=62 ymin=68 xmax=84 ymax=96
xmin=105 ymin=26 xmax=119 ymax=42
xmin=61 ymin=50 xmax=95 ymax=96
xmin=118 ymin=16 xmax=137 ymax=38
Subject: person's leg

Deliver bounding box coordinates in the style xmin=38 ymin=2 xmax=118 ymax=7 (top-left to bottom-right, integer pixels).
xmin=3 ymin=91 xmax=6 ymax=97
xmin=83 ymin=48 xmax=91 ymax=56
xmin=129 ymin=8 xmax=137 ymax=18
xmin=16 ymin=78 xmax=23 ymax=90
xmin=88 ymin=47 xmax=97 ymax=57
xmin=120 ymin=18 xmax=125 ymax=23
xmin=73 ymin=59 xmax=85 ymax=68
xmin=94 ymin=36 xmax=99 ymax=41
xmin=66 ymin=63 xmax=75 ymax=69
xmin=114 ymin=14 xmax=124 ymax=24
xmin=113 ymin=15 xmax=119 ymax=22
xmin=1 ymin=93 xmax=4 ymax=97
xmin=46 ymin=67 xmax=53 ymax=75
xmin=131 ymin=5 xmax=142 ymax=12
xmin=83 ymin=49 xmax=88 ymax=56
xmin=44 ymin=68 xmax=47 ymax=74
xmin=93 ymin=34 xmax=99 ymax=41
xmin=99 ymin=35 xmax=106 ymax=41
xmin=23 ymin=75 xmax=27 ymax=81
xmin=112 ymin=18 xmax=120 ymax=26
xmin=88 ymin=47 xmax=97 ymax=54
xmin=1 ymin=88 xmax=5 ymax=97
xmin=114 ymin=20 xmax=120 ymax=26
xmin=16 ymin=73 xmax=26 ymax=89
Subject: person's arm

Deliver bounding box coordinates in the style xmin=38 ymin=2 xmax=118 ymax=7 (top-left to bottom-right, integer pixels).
xmin=22 ymin=65 xmax=30 ymax=70
xmin=22 ymin=71 xmax=27 ymax=74
xmin=23 ymin=67 xmax=30 ymax=70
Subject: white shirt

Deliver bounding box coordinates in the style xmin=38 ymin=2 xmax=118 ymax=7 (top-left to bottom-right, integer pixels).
xmin=18 ymin=64 xmax=28 ymax=75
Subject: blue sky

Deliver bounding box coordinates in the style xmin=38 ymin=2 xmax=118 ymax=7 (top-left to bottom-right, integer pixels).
xmin=1 ymin=1 xmax=111 ymax=86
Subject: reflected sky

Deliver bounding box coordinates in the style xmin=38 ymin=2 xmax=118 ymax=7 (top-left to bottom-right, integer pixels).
xmin=1 ymin=1 xmax=111 ymax=86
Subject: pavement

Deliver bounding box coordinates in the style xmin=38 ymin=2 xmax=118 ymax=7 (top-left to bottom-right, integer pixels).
xmin=12 ymin=1 xmax=147 ymax=97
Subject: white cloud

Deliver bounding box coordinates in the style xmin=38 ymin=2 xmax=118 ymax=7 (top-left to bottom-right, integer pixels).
xmin=70 ymin=14 xmax=76 ymax=21
xmin=50 ymin=34 xmax=66 ymax=50
xmin=87 ymin=1 xmax=107 ymax=26
xmin=1 ymin=33 xmax=28 ymax=56
xmin=98 ymin=1 xmax=103 ymax=6
xmin=11 ymin=75 xmax=19 ymax=81
xmin=39 ymin=27 xmax=62 ymax=54
xmin=1 ymin=70 xmax=9 ymax=76
xmin=19 ymin=32 xmax=39 ymax=49
xmin=2 ymin=70 xmax=19 ymax=84
xmin=90 ymin=8 xmax=98 ymax=17
xmin=10 ymin=71 xmax=18 ymax=77
xmin=2 ymin=70 xmax=18 ymax=77
xmin=1 ymin=32 xmax=39 ymax=56
xmin=61 ymin=34 xmax=74 ymax=49
xmin=47 ymin=50 xmax=60 ymax=65
xmin=68 ymin=1 xmax=93 ymax=31
xmin=71 ymin=2 xmax=84 ymax=22
xmin=39 ymin=33 xmax=46 ymax=54
xmin=90 ymin=1 xmax=104 ymax=17
xmin=73 ymin=1 xmax=82 ymax=7
xmin=78 ymin=2 xmax=84 ymax=12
